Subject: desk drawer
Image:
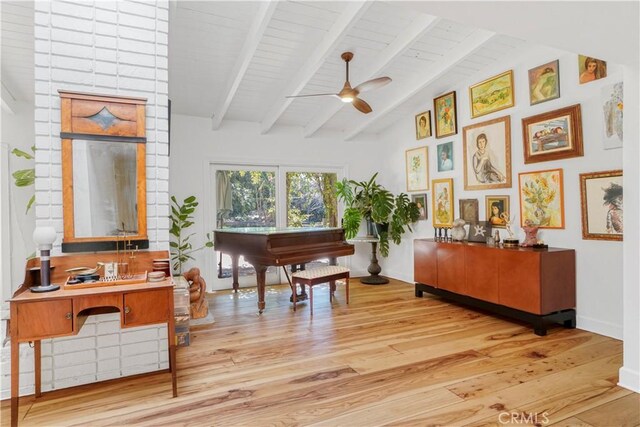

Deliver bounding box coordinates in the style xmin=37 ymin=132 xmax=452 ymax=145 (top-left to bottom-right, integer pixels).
xmin=16 ymin=300 xmax=73 ymax=340
xmin=123 ymin=289 xmax=169 ymax=327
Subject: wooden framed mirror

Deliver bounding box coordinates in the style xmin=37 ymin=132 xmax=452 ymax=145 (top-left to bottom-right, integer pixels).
xmin=59 ymin=90 xmax=149 ymax=252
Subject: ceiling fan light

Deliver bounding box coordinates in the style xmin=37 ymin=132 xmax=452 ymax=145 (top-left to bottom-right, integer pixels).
xmin=341 ymin=96 xmax=353 ymax=103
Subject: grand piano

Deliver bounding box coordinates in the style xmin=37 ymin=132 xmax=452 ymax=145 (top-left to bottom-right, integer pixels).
xmin=213 ymin=227 xmax=354 ymax=313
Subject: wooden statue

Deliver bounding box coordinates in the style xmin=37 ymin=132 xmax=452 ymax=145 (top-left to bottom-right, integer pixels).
xmin=183 ymin=267 xmax=208 ymax=319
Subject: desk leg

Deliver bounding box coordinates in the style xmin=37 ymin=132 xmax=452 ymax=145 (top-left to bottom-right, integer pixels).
xmin=167 ymin=290 xmax=178 ymax=397
xmin=34 ymin=340 xmax=41 ymax=398
xmin=231 ymin=254 xmax=240 ymax=292
xmin=254 ymin=264 xmax=267 ymax=314
xmin=11 ymin=335 xmax=19 ymax=427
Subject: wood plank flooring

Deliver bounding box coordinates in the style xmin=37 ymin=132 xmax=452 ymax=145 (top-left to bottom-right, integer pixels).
xmin=2 ymin=279 xmax=638 ymax=426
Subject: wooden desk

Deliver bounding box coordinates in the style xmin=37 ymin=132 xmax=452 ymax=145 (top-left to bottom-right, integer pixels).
xmin=8 ymin=252 xmax=177 ymax=426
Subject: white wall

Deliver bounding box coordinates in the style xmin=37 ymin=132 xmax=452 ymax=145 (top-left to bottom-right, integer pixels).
xmin=169 ymin=115 xmax=383 ymax=288
xmin=1 ymin=0 xmax=171 ymax=400
xmin=377 ymin=44 xmax=625 ymax=339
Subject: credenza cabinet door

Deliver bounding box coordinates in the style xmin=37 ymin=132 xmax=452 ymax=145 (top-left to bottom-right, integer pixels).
xmin=498 ymin=251 xmax=542 ymax=314
xmin=436 ymin=243 xmax=466 ymax=294
xmin=16 ymin=300 xmax=73 ymax=340
xmin=414 ymin=240 xmax=437 ymax=285
xmin=123 ymin=289 xmax=170 ymax=327
xmin=465 ymin=245 xmax=500 ymax=304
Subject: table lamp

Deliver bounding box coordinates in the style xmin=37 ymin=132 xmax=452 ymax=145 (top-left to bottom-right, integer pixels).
xmin=31 ymin=226 xmax=60 ymax=292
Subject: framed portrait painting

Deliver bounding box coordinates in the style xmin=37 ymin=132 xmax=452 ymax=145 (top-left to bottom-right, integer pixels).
xmin=432 ymin=178 xmax=454 ymax=227
xmin=485 ymin=195 xmax=510 ymax=229
xmin=433 ymin=91 xmax=457 ymax=138
xmin=406 ymin=146 xmax=429 ymax=192
xmin=459 ymin=199 xmax=479 ymax=223
xmin=469 ymin=70 xmax=515 ymax=118
xmin=436 ymin=141 xmax=454 ymax=172
xmin=519 ymin=168 xmax=565 ymax=229
xmin=415 ymin=111 xmax=432 ymax=140
xmin=578 ymin=55 xmax=607 ymax=84
xmin=411 ymin=194 xmax=428 ymax=221
xmin=522 ymin=104 xmax=583 ymax=164
xmin=462 ymin=115 xmax=511 ymax=191
xmin=528 ymin=60 xmax=560 ymax=105
xmin=579 ymin=170 xmax=622 ymax=241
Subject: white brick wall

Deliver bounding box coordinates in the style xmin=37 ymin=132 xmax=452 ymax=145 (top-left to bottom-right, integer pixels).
xmin=0 ymin=0 xmax=170 ymax=400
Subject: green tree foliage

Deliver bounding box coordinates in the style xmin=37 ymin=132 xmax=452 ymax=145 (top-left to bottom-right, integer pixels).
xmin=11 ymin=146 xmax=35 ymax=213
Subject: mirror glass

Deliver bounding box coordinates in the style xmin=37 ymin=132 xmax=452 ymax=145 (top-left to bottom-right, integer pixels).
xmin=72 ymin=140 xmax=138 ymax=237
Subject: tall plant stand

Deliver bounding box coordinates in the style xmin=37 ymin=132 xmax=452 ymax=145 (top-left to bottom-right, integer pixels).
xmin=349 ymin=236 xmax=389 ymax=285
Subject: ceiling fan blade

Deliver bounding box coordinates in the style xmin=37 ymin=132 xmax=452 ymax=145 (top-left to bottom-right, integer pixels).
xmin=286 ymin=93 xmax=339 ymax=99
xmin=354 ymin=76 xmax=391 ymax=94
xmin=352 ymin=97 xmax=372 ymax=114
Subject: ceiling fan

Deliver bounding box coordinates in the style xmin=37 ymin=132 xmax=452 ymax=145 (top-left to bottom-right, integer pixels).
xmin=286 ymin=52 xmax=391 ymax=114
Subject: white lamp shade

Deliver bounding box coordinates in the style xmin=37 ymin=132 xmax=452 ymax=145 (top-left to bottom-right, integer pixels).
xmin=33 ymin=226 xmax=57 ymax=250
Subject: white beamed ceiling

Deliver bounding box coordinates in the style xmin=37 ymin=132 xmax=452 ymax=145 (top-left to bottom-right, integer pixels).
xmin=168 ymin=0 xmax=528 ymax=139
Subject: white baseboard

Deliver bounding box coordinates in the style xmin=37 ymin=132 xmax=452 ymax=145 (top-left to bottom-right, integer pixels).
xmin=618 ymin=367 xmax=640 ymax=393
xmin=576 ymin=315 xmax=623 ymax=340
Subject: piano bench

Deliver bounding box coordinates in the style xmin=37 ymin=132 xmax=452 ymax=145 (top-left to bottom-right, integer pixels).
xmin=291 ymin=266 xmax=350 ymax=315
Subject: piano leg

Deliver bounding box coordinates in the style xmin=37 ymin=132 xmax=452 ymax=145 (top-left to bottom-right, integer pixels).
xmin=254 ymin=264 xmax=267 ymax=313
xmin=231 ymin=254 xmax=240 ymax=292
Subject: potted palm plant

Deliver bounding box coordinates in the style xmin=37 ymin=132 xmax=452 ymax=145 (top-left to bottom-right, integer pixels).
xmin=335 ymin=173 xmax=420 ymax=257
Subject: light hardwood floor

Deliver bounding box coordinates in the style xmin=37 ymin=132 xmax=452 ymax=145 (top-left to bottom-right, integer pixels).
xmin=2 ymin=279 xmax=638 ymax=426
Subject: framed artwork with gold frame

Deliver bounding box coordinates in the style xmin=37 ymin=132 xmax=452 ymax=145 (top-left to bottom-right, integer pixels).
xmin=579 ymin=170 xmax=622 ymax=241
xmin=522 ymin=104 xmax=583 ymax=164
xmin=406 ymin=146 xmax=429 ymax=192
xmin=518 ymin=168 xmax=565 ymax=229
xmin=433 ymin=91 xmax=457 ymax=138
xmin=415 ymin=111 xmax=432 ymax=140
xmin=432 ymin=178 xmax=454 ymax=227
xmin=469 ymin=70 xmax=515 ymax=118
xmin=485 ymin=195 xmax=510 ymax=229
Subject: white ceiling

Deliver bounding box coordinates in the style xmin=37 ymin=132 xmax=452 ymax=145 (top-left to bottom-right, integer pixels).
xmin=168 ymin=0 xmax=530 ymax=139
xmin=2 ymin=1 xmax=637 ymax=140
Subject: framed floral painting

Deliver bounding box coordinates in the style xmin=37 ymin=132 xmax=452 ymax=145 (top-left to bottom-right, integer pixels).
xmin=406 ymin=146 xmax=429 ymax=191
xmin=433 ymin=91 xmax=457 ymax=138
xmin=462 ymin=115 xmax=512 ymax=190
xmin=518 ymin=168 xmax=565 ymax=229
xmin=528 ymin=60 xmax=560 ymax=105
xmin=432 ymin=178 xmax=454 ymax=227
xmin=579 ymin=170 xmax=622 ymax=241
xmin=522 ymin=104 xmax=583 ymax=164
xmin=602 ymin=82 xmax=623 ymax=150
xmin=469 ymin=70 xmax=515 ymax=118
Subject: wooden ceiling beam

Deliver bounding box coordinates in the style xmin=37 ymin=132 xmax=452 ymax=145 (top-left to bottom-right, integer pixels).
xmin=344 ymin=29 xmax=496 ymax=141
xmin=211 ymin=0 xmax=278 ymax=130
xmin=303 ymin=14 xmax=441 ymax=138
xmin=259 ymin=1 xmax=371 ymax=135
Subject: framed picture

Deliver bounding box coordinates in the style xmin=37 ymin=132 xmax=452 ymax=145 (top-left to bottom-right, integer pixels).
xmin=602 ymin=81 xmax=623 ymax=150
xmin=415 ymin=111 xmax=432 ymax=140
xmin=433 ymin=91 xmax=457 ymax=138
xmin=462 ymin=115 xmax=511 ymax=190
xmin=436 ymin=141 xmax=454 ymax=172
xmin=519 ymin=168 xmax=565 ymax=229
xmin=579 ymin=170 xmax=623 ymax=241
xmin=459 ymin=199 xmax=479 ymax=223
xmin=528 ymin=60 xmax=560 ymax=105
xmin=522 ymin=104 xmax=583 ymax=164
xmin=406 ymin=146 xmax=429 ymax=191
xmin=578 ymin=55 xmax=607 ymax=84
xmin=485 ymin=195 xmax=510 ymax=229
xmin=467 ymin=221 xmax=492 ymax=243
xmin=411 ymin=194 xmax=428 ymax=221
xmin=432 ymin=178 xmax=454 ymax=227
xmin=469 ymin=70 xmax=515 ymax=118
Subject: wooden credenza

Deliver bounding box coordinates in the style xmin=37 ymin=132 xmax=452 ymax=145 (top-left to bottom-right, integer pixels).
xmin=414 ymin=239 xmax=576 ymax=335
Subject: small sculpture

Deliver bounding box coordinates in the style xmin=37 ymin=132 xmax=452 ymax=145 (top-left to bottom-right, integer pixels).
xmin=451 ymin=218 xmax=467 ymax=241
xmin=183 ymin=267 xmax=208 ymax=319
xmin=521 ymin=219 xmax=540 ymax=247
xmin=500 ymin=213 xmax=515 ymax=238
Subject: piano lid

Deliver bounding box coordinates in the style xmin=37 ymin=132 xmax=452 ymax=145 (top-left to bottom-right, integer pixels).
xmin=214 ymin=227 xmax=343 ymax=236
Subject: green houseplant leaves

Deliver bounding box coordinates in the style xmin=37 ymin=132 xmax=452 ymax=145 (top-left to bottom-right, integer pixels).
xmin=169 ymin=195 xmax=214 ymax=274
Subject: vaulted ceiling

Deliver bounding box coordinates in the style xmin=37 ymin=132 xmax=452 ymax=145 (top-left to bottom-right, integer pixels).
xmin=168 ymin=1 xmax=529 ymax=140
